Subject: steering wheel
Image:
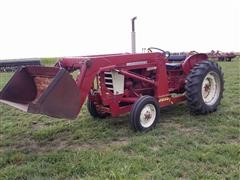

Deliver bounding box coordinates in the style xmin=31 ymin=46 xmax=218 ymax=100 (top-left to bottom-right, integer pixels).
xmin=147 ymin=47 xmax=171 ymax=58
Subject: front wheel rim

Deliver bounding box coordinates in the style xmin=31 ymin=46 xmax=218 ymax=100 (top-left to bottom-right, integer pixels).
xmin=201 ymin=71 xmax=221 ymax=106
xmin=140 ymin=104 xmax=156 ymax=128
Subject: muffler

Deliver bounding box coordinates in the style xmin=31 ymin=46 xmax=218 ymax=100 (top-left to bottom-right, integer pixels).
xmin=131 ymin=16 xmax=137 ymax=53
xmin=0 ymin=66 xmax=80 ymax=119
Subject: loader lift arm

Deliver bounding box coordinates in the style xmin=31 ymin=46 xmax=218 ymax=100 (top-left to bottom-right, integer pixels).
xmin=56 ymin=52 xmax=170 ymax=117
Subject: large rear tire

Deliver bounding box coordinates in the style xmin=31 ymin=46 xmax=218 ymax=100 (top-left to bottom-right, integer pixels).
xmin=130 ymin=96 xmax=160 ymax=132
xmin=185 ymin=60 xmax=224 ymax=114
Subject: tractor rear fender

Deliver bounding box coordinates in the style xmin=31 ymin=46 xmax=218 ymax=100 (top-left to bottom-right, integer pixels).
xmin=181 ymin=53 xmax=208 ymax=74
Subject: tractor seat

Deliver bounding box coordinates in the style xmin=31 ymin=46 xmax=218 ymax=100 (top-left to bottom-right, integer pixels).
xmin=166 ymin=62 xmax=182 ymax=70
xmin=168 ymin=55 xmax=186 ymax=62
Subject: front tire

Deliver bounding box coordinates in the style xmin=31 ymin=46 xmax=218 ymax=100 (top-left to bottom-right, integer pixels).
xmin=185 ymin=60 xmax=224 ymax=114
xmin=87 ymin=98 xmax=108 ymax=119
xmin=130 ymin=96 xmax=160 ymax=132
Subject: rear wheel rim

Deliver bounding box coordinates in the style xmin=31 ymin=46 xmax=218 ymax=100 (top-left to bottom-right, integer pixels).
xmin=140 ymin=104 xmax=156 ymax=128
xmin=201 ymin=71 xmax=221 ymax=106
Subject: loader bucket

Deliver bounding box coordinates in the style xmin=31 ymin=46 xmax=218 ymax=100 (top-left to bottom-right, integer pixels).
xmin=0 ymin=66 xmax=80 ymax=119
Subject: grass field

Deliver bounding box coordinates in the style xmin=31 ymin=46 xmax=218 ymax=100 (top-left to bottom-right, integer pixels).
xmin=0 ymin=58 xmax=239 ymax=179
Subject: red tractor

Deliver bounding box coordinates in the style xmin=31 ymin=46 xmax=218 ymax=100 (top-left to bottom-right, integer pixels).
xmin=0 ymin=18 xmax=224 ymax=132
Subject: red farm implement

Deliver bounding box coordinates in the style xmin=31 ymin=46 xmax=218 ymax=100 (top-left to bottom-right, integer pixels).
xmin=208 ymin=50 xmax=237 ymax=61
xmin=0 ymin=18 xmax=224 ymax=132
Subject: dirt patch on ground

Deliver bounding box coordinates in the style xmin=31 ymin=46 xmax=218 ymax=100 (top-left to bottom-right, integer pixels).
xmin=1 ymin=136 xmax=129 ymax=154
xmin=162 ymin=122 xmax=202 ymax=135
xmin=31 ymin=121 xmax=47 ymax=130
xmin=68 ymin=138 xmax=129 ymax=151
xmin=228 ymin=138 xmax=240 ymax=145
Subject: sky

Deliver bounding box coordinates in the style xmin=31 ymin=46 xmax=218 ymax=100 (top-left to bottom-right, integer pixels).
xmin=0 ymin=0 xmax=239 ymax=59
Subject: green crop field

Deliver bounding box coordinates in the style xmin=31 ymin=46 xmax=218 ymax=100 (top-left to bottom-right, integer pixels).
xmin=0 ymin=58 xmax=239 ymax=179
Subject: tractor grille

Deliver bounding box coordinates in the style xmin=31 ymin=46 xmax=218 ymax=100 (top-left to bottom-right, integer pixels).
xmin=104 ymin=72 xmax=113 ymax=93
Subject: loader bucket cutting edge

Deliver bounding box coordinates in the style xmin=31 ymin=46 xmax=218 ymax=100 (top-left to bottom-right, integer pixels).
xmin=0 ymin=66 xmax=81 ymax=119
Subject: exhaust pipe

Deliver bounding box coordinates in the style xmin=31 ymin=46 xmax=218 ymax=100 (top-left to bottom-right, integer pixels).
xmin=131 ymin=16 xmax=137 ymax=53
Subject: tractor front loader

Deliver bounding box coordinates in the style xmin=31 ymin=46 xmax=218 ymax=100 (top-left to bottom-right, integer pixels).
xmin=0 ymin=18 xmax=224 ymax=132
